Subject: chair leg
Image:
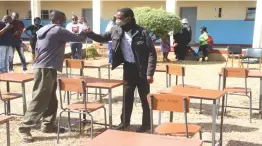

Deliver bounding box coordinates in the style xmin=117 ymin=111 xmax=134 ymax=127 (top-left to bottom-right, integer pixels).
xmin=57 ymin=111 xmax=64 ymax=144
xmin=68 ymin=112 xmax=71 ymax=133
xmin=225 ymin=56 xmax=229 ymax=67
xmin=4 ymin=101 xmax=7 ymax=115
xmin=199 ymin=130 xmax=202 ymax=140
xmin=224 ymin=93 xmax=228 ymax=114
xmin=6 ymin=120 xmax=10 ymax=146
xmin=87 ymin=113 xmax=94 ymax=139
xmin=103 ymin=107 xmax=107 ymax=129
xmin=217 ymin=99 xmax=220 ymax=119
xmin=249 ymin=92 xmax=252 ymax=123
xmin=199 ymin=99 xmax=203 ymax=114
xmin=79 ymin=113 xmax=82 ymax=134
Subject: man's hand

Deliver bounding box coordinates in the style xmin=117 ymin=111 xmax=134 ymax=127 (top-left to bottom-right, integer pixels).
xmin=147 ymin=76 xmax=154 ymax=84
xmin=5 ymin=23 xmax=13 ymax=30
xmin=83 ymin=26 xmax=91 ymax=33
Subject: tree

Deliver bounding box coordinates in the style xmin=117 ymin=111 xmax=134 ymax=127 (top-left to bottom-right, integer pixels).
xmin=133 ymin=7 xmax=181 ymax=41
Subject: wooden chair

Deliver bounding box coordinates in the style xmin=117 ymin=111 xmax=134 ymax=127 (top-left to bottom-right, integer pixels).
xmin=0 ymin=116 xmax=13 ymax=146
xmin=241 ymin=48 xmax=262 ymax=71
xmin=56 ymin=78 xmax=107 ymax=143
xmin=0 ymin=90 xmax=22 ymax=115
xmin=166 ymin=65 xmax=203 ymax=113
xmin=148 ymin=94 xmax=202 ymax=139
xmin=221 ymin=68 xmax=252 ymax=123
xmin=225 ymin=46 xmax=243 ymax=68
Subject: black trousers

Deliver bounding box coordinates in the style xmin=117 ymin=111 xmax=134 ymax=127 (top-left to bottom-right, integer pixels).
xmin=199 ymin=45 xmax=209 ymax=59
xmin=121 ymin=62 xmax=150 ymax=126
xmin=175 ymin=44 xmax=187 ymax=60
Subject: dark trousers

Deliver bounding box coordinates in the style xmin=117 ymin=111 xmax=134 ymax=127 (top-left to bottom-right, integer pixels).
xmin=70 ymin=43 xmax=83 ymax=59
xmin=199 ymin=45 xmax=209 ymax=59
xmin=121 ymin=62 xmax=150 ymax=126
xmin=19 ymin=68 xmax=58 ymax=133
xmin=30 ymin=40 xmax=36 ymax=55
xmin=9 ymin=42 xmax=27 ymax=71
xmin=175 ymin=44 xmax=187 ymax=60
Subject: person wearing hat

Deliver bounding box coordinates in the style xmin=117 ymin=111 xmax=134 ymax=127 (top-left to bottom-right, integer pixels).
xmin=173 ymin=18 xmax=192 ymax=60
xmin=86 ymin=8 xmax=157 ymax=132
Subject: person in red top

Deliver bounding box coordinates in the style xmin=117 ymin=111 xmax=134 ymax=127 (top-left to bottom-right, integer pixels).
xmin=9 ymin=12 xmax=28 ymax=73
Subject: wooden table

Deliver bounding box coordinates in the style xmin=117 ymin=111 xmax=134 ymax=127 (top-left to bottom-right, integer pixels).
xmin=218 ymin=71 xmax=262 ymax=118
xmin=159 ymin=86 xmax=226 ymax=146
xmin=77 ymin=77 xmax=123 ymax=128
xmin=81 ymin=130 xmax=203 ymax=146
xmin=0 ymin=73 xmax=34 ymax=115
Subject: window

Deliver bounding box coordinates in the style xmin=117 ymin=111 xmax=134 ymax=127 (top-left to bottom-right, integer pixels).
xmin=41 ymin=10 xmax=51 ymax=19
xmin=246 ymin=8 xmax=256 ymax=20
xmin=27 ymin=10 xmax=32 ymax=19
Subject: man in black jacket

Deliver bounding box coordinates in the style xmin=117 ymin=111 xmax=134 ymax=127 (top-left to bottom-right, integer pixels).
xmin=86 ymin=8 xmax=157 ymax=132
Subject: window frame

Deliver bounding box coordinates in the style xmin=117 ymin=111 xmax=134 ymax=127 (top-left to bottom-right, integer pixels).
xmin=245 ymin=7 xmax=256 ymax=21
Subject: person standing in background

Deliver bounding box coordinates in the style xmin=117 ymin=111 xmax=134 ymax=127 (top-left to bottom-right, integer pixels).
xmin=79 ymin=17 xmax=88 ymax=27
xmin=105 ymin=16 xmax=116 ymax=64
xmin=66 ymin=15 xmax=84 ymax=59
xmin=173 ymin=18 xmax=192 ymax=61
xmin=160 ymin=35 xmax=171 ymax=62
xmin=0 ymin=15 xmax=13 ymax=73
xmin=198 ymin=26 xmax=209 ymax=62
xmin=23 ymin=17 xmax=43 ymax=61
xmin=9 ymin=12 xmax=28 ymax=73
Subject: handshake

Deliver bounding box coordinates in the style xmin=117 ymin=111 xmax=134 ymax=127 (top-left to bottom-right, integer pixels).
xmin=82 ymin=26 xmax=91 ymax=33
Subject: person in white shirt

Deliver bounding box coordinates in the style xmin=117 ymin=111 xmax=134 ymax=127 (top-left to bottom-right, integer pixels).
xmin=66 ymin=15 xmax=84 ymax=59
xmin=105 ymin=16 xmax=116 ymax=64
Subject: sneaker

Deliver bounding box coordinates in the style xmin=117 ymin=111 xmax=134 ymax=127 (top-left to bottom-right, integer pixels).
xmin=204 ymin=56 xmax=208 ymax=61
xmin=41 ymin=126 xmax=66 ymax=133
xmin=114 ymin=123 xmax=130 ymax=130
xmin=9 ymin=70 xmax=14 ymax=73
xmin=23 ymin=70 xmax=28 ymax=74
xmin=18 ymin=131 xmax=34 ymax=143
xmin=198 ymin=58 xmax=203 ymax=62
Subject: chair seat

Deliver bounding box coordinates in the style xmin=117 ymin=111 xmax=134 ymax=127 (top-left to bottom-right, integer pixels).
xmin=241 ymin=59 xmax=259 ymax=64
xmin=0 ymin=116 xmax=13 ymax=124
xmin=155 ymin=122 xmax=201 ymax=137
xmin=177 ymin=84 xmax=201 ymax=89
xmin=224 ymin=87 xmax=251 ymax=93
xmin=66 ymin=103 xmax=104 ymax=111
xmin=1 ymin=92 xmax=22 ymax=100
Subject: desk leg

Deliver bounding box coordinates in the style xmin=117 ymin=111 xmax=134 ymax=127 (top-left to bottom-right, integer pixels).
xmin=22 ymin=83 xmax=27 ymax=115
xmin=108 ymin=65 xmax=110 ymax=79
xmin=108 ymin=89 xmax=112 ymax=128
xmin=259 ymin=78 xmax=262 ymax=119
xmin=6 ymin=82 xmax=11 ymax=114
xmin=6 ymin=121 xmax=10 ymax=146
xmin=212 ymin=99 xmax=218 ymax=146
xmin=98 ymin=68 xmax=102 ymax=102
xmin=219 ymin=95 xmax=225 ymax=146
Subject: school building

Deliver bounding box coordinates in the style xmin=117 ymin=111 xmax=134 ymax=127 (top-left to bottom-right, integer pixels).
xmin=0 ymin=0 xmax=261 ymax=47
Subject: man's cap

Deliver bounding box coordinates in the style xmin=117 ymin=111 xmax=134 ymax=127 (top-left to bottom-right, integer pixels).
xmin=117 ymin=8 xmax=134 ymax=18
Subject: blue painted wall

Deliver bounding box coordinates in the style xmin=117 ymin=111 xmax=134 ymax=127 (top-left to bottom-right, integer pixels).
xmin=196 ymin=20 xmax=254 ymax=44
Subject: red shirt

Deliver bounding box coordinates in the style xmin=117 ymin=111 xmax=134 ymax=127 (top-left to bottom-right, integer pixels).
xmin=11 ymin=20 xmax=25 ymax=40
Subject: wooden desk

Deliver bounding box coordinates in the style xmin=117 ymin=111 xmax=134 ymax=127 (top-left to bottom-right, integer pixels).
xmin=77 ymin=77 xmax=123 ymax=128
xmin=218 ymin=71 xmax=262 ymax=118
xmin=0 ymin=73 xmax=34 ymax=115
xmin=81 ymin=130 xmax=203 ymax=146
xmin=159 ymin=86 xmax=226 ymax=146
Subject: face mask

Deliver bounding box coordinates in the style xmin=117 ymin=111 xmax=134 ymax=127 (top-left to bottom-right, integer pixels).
xmin=116 ymin=19 xmax=126 ymax=27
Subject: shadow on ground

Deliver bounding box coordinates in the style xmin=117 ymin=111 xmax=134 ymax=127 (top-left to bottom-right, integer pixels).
xmin=226 ymin=140 xmax=262 ymax=146
xmin=195 ymin=123 xmax=258 ymax=133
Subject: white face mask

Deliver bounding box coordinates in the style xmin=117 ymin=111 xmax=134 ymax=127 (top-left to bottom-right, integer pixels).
xmin=116 ymin=19 xmax=126 ymax=27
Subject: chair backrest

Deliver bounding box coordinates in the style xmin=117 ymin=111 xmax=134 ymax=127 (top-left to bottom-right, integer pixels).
xmin=222 ymin=67 xmax=248 ymax=78
xmin=166 ymin=65 xmax=185 ymax=77
xmin=245 ymin=48 xmax=262 ymax=58
xmin=65 ymin=59 xmax=85 ymax=77
xmin=148 ymin=94 xmax=190 ymax=113
xmin=227 ymin=46 xmax=242 ymax=54
xmin=65 ymin=59 xmax=84 ymax=69
xmin=58 ymin=78 xmax=87 ymax=110
xmin=166 ymin=65 xmax=185 ymax=87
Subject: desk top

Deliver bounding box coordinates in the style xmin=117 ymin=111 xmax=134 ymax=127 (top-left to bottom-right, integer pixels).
xmin=0 ymin=116 xmax=14 ymax=124
xmin=76 ymin=77 xmax=123 ymax=88
xmin=159 ymin=86 xmax=226 ymax=100
xmin=81 ymin=130 xmax=203 ymax=146
xmin=0 ymin=73 xmax=34 ymax=83
xmin=156 ymin=65 xmax=166 ymax=72
xmin=219 ymin=71 xmax=262 ymax=78
xmin=84 ymin=60 xmax=110 ymax=68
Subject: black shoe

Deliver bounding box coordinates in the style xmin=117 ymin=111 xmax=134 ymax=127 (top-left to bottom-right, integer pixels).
xmin=136 ymin=125 xmax=150 ymax=133
xmin=41 ymin=126 xmax=66 ymax=133
xmin=115 ymin=123 xmax=130 ymax=130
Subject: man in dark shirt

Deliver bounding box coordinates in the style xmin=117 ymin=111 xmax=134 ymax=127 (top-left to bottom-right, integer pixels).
xmin=0 ymin=15 xmax=13 ymax=73
xmin=23 ymin=17 xmax=43 ymax=61
xmin=18 ymin=10 xmax=90 ymax=143
xmin=9 ymin=12 xmax=28 ymax=73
